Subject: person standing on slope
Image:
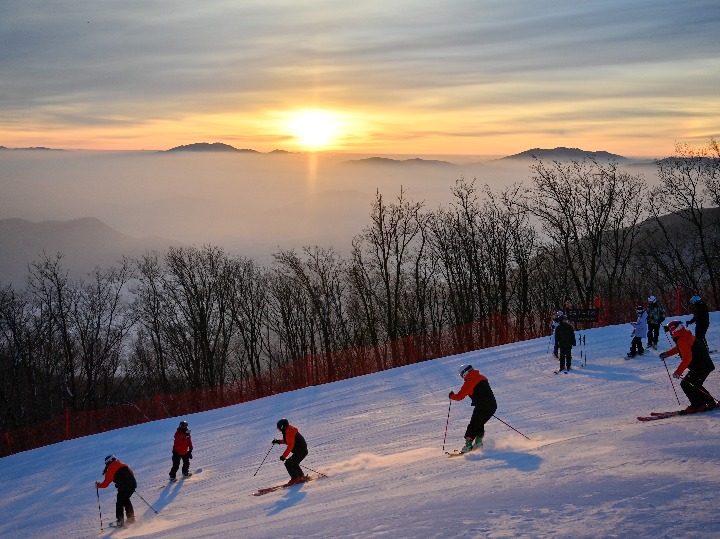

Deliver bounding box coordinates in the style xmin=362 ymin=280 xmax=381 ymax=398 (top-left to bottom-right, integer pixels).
xmin=554 ymin=312 xmax=576 ymax=372
xmin=646 ymin=295 xmax=666 ymax=350
xmin=687 ymin=295 xmax=710 ymax=352
xmin=627 ymin=305 xmax=648 ymax=358
xmin=96 ymin=455 xmax=137 ymax=528
xmin=449 ymin=364 xmax=498 ymax=453
xmin=659 ymin=320 xmax=716 ymax=413
xmin=273 ymin=418 xmax=308 ymax=485
xmin=169 ymin=420 xmax=193 ymax=481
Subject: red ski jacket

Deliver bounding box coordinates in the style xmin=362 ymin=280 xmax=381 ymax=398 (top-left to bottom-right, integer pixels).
xmin=173 ymin=428 xmax=193 ymax=456
xmin=97 ymin=459 xmax=135 ymax=490
xmin=450 ymin=369 xmax=487 ymax=402
xmin=664 ymin=326 xmax=695 ymax=375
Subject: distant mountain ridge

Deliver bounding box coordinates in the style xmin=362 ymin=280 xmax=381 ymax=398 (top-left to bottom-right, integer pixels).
xmin=500 ymin=147 xmax=628 ymax=162
xmin=343 ymin=156 xmax=456 ymax=167
xmin=164 ymin=142 xmax=294 ymax=154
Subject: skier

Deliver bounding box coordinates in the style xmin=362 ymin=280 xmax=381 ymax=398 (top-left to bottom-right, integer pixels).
xmin=659 ymin=320 xmax=716 ymax=413
xmin=646 ymin=295 xmax=666 ymax=349
xmin=554 ymin=312 xmax=576 ymax=372
xmin=686 ymin=295 xmax=710 ymax=352
xmin=627 ymin=305 xmax=648 ymax=358
xmin=272 ymin=418 xmax=308 ymax=485
xmin=550 ymin=311 xmax=563 ymax=358
xmin=169 ymin=420 xmax=193 ymax=481
xmin=96 ymin=455 xmax=137 ymax=527
xmin=449 ymin=364 xmax=498 ymax=452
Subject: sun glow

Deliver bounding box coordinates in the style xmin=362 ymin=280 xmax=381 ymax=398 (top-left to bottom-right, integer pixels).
xmin=287 ymin=109 xmax=341 ymax=149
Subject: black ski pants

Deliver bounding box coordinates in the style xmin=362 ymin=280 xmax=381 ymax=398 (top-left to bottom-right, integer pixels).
xmin=647 ymin=323 xmax=661 ymax=346
xmin=116 ymin=487 xmax=135 ymax=523
xmin=681 ymin=367 xmax=715 ymax=408
xmin=558 ymin=346 xmax=572 ymax=370
xmin=284 ymin=448 xmax=308 ymax=479
xmin=464 ymin=401 xmax=497 ymax=440
xmin=170 ymin=450 xmax=190 ymax=478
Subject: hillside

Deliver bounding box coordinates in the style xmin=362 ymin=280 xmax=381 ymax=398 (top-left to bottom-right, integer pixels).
xmin=0 ymin=315 xmax=718 ymax=538
xmin=0 ymin=217 xmax=179 ymax=286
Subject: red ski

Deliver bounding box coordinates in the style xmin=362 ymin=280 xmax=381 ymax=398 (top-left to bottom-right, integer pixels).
xmin=253 ymin=474 xmax=322 ymax=496
xmin=637 ymin=408 xmax=713 ymax=421
xmin=637 ymin=411 xmax=682 ymax=421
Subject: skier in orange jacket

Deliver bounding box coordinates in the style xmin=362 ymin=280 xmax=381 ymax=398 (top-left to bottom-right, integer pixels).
xmin=450 ymin=364 xmax=498 ymax=453
xmin=273 ymin=418 xmax=309 ymax=485
xmin=660 ymin=320 xmax=716 ymax=413
xmin=96 ymin=455 xmax=137 ymax=527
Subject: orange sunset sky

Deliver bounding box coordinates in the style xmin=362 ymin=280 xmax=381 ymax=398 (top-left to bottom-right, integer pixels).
xmin=1 ymin=1 xmax=719 ymax=157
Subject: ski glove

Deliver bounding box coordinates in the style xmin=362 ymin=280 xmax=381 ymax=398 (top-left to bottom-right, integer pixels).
xmin=448 ymin=391 xmax=455 ymax=399
xmin=280 ymin=456 xmax=286 ymax=461
xmin=272 ymin=439 xmax=280 ymax=444
xmin=659 ymin=352 xmax=667 ymax=359
xmin=188 ymin=451 xmax=193 ymax=459
xmin=672 ymin=372 xmax=682 ymax=379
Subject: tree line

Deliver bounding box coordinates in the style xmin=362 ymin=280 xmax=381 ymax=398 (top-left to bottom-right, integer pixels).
xmin=1 ymin=141 xmax=718 ymax=432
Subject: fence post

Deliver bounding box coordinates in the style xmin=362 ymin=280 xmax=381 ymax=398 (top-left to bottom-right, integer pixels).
xmin=65 ymin=407 xmax=70 ymax=441
xmin=5 ymin=432 xmax=12 ymax=455
xmin=676 ymin=284 xmax=682 ymax=316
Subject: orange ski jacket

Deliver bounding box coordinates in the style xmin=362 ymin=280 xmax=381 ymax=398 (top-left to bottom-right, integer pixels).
xmin=664 ymin=326 xmax=695 ymax=375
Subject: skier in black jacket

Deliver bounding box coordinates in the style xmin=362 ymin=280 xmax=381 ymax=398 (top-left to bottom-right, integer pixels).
xmin=554 ymin=313 xmax=576 ymax=373
xmin=687 ymin=295 xmax=710 ymax=351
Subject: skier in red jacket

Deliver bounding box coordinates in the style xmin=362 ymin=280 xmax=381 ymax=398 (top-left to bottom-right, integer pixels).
xmin=660 ymin=320 xmax=716 ymax=413
xmin=96 ymin=455 xmax=137 ymax=527
xmin=449 ymin=364 xmax=498 ymax=453
xmin=169 ymin=420 xmax=194 ymax=481
xmin=272 ymin=418 xmax=308 ymax=485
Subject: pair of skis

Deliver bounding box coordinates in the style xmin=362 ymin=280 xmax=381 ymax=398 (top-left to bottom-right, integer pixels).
xmin=253 ymin=474 xmax=322 ymax=496
xmin=637 ymin=407 xmax=715 ymax=421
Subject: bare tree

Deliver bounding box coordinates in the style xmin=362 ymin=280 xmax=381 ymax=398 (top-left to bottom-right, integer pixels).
xmin=521 ymin=159 xmax=648 ymax=306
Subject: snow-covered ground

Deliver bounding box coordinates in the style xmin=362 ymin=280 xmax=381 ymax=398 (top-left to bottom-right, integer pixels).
xmin=1 ymin=314 xmax=719 ymax=539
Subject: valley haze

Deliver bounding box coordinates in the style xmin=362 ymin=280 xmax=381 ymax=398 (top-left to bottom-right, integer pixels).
xmin=0 ymin=146 xmax=659 ymax=286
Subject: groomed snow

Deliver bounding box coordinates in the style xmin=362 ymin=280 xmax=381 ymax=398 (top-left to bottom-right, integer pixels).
xmin=1 ymin=315 xmax=719 ymax=539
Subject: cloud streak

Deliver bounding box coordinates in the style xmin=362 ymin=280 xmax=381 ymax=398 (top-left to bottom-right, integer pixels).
xmin=1 ymin=0 xmax=718 ymax=155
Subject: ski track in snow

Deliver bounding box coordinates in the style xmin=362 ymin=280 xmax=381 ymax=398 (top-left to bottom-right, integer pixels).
xmin=0 ymin=315 xmax=719 ymax=538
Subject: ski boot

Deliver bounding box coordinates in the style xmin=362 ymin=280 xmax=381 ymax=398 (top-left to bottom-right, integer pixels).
xmin=460 ymin=438 xmax=474 ymax=453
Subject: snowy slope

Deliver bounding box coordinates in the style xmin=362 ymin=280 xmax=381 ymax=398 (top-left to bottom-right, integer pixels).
xmin=1 ymin=315 xmax=719 ymax=539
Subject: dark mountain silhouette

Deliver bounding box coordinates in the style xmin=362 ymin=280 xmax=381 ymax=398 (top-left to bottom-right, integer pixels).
xmin=343 ymin=156 xmax=457 ymax=167
xmin=0 ymin=217 xmax=180 ymax=287
xmin=164 ymin=142 xmax=259 ymax=153
xmin=500 ymin=147 xmax=628 ymax=162
xmin=0 ymin=146 xmax=63 ymax=151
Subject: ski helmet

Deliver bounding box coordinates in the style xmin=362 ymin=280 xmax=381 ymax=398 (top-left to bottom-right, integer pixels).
xmin=664 ymin=320 xmax=682 ymax=335
xmin=647 ymin=295 xmax=656 ymax=303
xmin=179 ymin=420 xmax=188 ymax=430
xmin=277 ymin=418 xmax=289 ymax=431
xmin=555 ymin=311 xmax=565 ymax=319
xmin=104 ymin=454 xmax=116 ymax=465
xmin=690 ymin=295 xmax=701 ymax=305
xmin=636 ymin=305 xmax=644 ymax=313
xmin=459 ymin=364 xmax=473 ymax=379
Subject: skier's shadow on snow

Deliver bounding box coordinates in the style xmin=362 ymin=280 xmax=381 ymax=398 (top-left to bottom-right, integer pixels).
xmin=465 ymin=450 xmax=541 ymax=472
xmin=571 ymin=363 xmax=651 ymax=384
xmin=266 ymin=487 xmax=307 ymax=516
xmin=153 ymin=480 xmax=184 ymax=511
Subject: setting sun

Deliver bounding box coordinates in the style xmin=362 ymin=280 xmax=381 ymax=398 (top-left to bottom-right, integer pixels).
xmin=287 ymin=109 xmax=341 ymax=148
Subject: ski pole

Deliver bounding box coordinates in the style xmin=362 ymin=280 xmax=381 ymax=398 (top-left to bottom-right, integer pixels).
xmin=254 ymin=444 xmax=274 ymax=476
xmin=299 ymin=464 xmax=328 ymax=478
xmin=134 ymin=490 xmax=158 ymax=514
xmin=442 ymin=399 xmax=452 ymax=452
xmin=662 ymin=332 xmax=682 ymax=405
xmin=493 ymin=414 xmax=530 ymax=440
xmin=661 ymin=356 xmax=682 ymax=406
xmin=96 ymin=485 xmax=104 ymax=531
xmin=677 ymin=374 xmax=720 ymax=406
